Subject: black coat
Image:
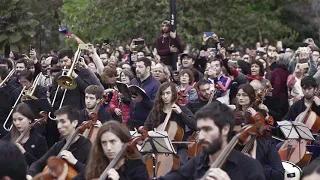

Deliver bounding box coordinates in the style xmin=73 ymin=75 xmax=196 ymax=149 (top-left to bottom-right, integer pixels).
xmin=50 ymin=68 xmax=103 ymax=110
xmin=78 ymin=108 xmax=112 ymax=125
xmin=2 ymin=130 xmax=48 ymax=166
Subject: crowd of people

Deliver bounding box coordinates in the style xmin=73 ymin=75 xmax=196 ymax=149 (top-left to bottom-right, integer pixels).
xmin=1 ymin=20 xmax=320 ymax=180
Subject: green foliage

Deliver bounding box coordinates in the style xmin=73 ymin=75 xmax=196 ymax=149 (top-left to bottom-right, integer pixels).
xmin=60 ymin=0 xmax=306 ymax=49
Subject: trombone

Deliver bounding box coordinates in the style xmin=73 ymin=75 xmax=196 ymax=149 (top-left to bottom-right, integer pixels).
xmin=0 ymin=69 xmax=15 ymax=88
xmin=3 ymin=73 xmax=41 ymax=131
xmin=48 ymin=45 xmax=86 ymax=120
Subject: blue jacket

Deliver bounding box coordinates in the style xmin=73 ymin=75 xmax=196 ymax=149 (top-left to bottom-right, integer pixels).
xmin=129 ymin=75 xmax=160 ymax=124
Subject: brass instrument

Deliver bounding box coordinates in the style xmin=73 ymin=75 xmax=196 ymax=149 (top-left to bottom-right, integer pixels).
xmin=0 ymin=69 xmax=15 ymax=88
xmin=56 ymin=46 xmax=83 ymax=90
xmin=3 ymin=73 xmax=42 ymax=131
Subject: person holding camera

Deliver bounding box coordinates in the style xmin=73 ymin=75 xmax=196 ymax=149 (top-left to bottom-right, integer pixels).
xmin=156 ymin=20 xmax=183 ymax=70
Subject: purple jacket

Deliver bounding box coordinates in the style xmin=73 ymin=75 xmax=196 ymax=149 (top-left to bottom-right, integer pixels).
xmin=129 ymin=75 xmax=160 ymax=124
xmin=156 ymin=35 xmax=183 ymax=65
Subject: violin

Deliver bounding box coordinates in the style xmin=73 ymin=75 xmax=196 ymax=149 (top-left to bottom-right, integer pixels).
xmin=40 ymin=121 xmax=93 ymax=180
xmin=82 ymin=112 xmax=99 ymax=143
xmin=97 ymin=127 xmax=148 ymax=180
xmin=16 ymin=111 xmax=48 ymax=143
xmin=200 ymin=125 xmax=258 ymax=180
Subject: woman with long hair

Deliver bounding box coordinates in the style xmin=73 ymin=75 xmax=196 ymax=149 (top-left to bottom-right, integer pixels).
xmin=144 ymin=82 xmax=196 ymax=166
xmin=2 ymin=103 xmax=48 ymax=166
xmin=73 ymin=121 xmax=149 ymax=180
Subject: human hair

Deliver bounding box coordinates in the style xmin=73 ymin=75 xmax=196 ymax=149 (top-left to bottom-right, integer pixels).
xmin=235 ymin=83 xmax=257 ymax=111
xmin=179 ymin=69 xmax=194 ymax=85
xmin=10 ymin=103 xmax=35 ymax=143
xmin=136 ymin=57 xmax=151 ymax=69
xmin=51 ymin=55 xmax=59 ymax=66
xmin=301 ymin=76 xmax=318 ymax=89
xmin=276 ymin=53 xmax=290 ymax=69
xmin=301 ymin=161 xmax=320 ymax=179
xmin=149 ymin=82 xmax=177 ymax=128
xmin=250 ymin=60 xmax=265 ymax=76
xmin=18 ymin=69 xmax=34 ymax=82
xmin=101 ymin=66 xmax=117 ymax=85
xmin=16 ymin=59 xmax=27 ymax=68
xmin=54 ymin=105 xmax=79 ymax=124
xmin=0 ymin=141 xmax=27 ymax=180
xmin=85 ymin=85 xmax=104 ymax=99
xmin=85 ymin=121 xmax=141 ymax=179
xmin=0 ymin=58 xmax=13 ymax=69
xmin=10 ymin=51 xmax=19 ymax=60
xmin=208 ymin=58 xmax=223 ymax=67
xmin=40 ymin=54 xmax=50 ymax=61
xmin=197 ymin=79 xmax=210 ymax=90
xmin=50 ymin=65 xmax=62 ymax=74
xmin=57 ymin=48 xmax=74 ymax=60
xmin=0 ymin=67 xmax=9 ymax=80
xmin=120 ymin=69 xmax=134 ymax=81
xmin=195 ymin=101 xmax=235 ymax=141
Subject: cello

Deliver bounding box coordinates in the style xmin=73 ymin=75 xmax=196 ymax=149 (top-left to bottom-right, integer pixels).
xmin=41 ymin=121 xmax=94 ymax=180
xmin=145 ymin=108 xmax=184 ymax=178
xmin=200 ymin=124 xmax=258 ymax=180
xmin=278 ymin=103 xmax=320 ymax=167
xmin=96 ymin=127 xmax=148 ymax=180
xmin=82 ymin=112 xmax=99 ymax=143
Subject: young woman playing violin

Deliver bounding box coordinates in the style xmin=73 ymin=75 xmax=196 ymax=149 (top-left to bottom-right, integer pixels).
xmin=144 ymin=82 xmax=196 ymax=166
xmin=234 ymin=84 xmax=284 ymax=180
xmin=2 ymin=102 xmax=48 ymax=166
xmin=72 ymin=120 xmax=149 ymax=180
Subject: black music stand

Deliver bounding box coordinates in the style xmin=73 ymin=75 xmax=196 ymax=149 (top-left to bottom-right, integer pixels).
xmin=130 ymin=130 xmax=177 ymax=179
xmin=277 ymin=121 xmax=314 ymax=141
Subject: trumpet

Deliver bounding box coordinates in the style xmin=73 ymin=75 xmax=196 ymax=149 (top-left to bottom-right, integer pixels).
xmin=0 ymin=69 xmax=15 ymax=88
xmin=3 ymin=73 xmax=42 ymax=131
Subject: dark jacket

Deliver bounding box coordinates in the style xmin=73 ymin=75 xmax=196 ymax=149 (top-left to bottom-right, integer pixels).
xmin=156 ymin=35 xmax=183 ymax=65
xmin=283 ymin=98 xmax=320 ymax=122
xmin=271 ymin=68 xmax=290 ymax=100
xmin=50 ymin=68 xmax=103 ymax=110
xmin=0 ymin=83 xmax=15 ymax=138
xmin=256 ymin=138 xmax=284 ymax=180
xmin=28 ymin=136 xmax=92 ymax=176
xmin=128 ymin=75 xmax=160 ymax=124
xmin=2 ymin=130 xmax=48 ymax=166
xmin=72 ymin=159 xmax=149 ymax=180
xmin=79 ymin=108 xmax=112 ymax=124
xmin=13 ymin=85 xmax=47 ymax=101
xmin=157 ymin=150 xmax=265 ymax=180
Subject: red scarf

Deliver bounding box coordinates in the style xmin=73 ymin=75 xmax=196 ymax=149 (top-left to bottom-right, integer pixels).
xmin=246 ymin=74 xmax=263 ymax=81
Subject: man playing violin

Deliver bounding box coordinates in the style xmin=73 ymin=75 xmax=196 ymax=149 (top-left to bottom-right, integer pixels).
xmin=284 ymin=76 xmax=320 ymax=121
xmin=144 ymin=82 xmax=196 ymax=166
xmin=158 ymin=101 xmax=265 ymax=180
xmin=72 ymin=121 xmax=149 ymax=180
xmin=28 ymin=106 xmax=92 ymax=176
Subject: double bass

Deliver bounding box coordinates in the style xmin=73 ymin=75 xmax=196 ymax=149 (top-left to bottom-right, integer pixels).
xmin=145 ymin=109 xmax=184 ymax=178
xmin=37 ymin=121 xmax=94 ymax=180
xmin=278 ymin=104 xmax=320 ymax=167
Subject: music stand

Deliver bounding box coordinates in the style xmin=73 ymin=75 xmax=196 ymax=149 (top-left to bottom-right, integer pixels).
xmin=130 ymin=130 xmax=177 ymax=179
xmin=277 ymin=121 xmax=315 ymax=141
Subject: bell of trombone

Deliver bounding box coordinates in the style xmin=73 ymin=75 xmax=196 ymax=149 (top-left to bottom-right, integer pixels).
xmin=21 ymin=73 xmax=42 ymax=102
xmin=56 ymin=47 xmax=83 ymax=90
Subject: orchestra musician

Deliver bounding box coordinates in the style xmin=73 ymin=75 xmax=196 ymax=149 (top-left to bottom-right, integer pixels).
xmin=0 ymin=141 xmax=28 ymax=180
xmin=72 ymin=121 xmax=149 ymax=180
xmin=2 ymin=103 xmax=48 ymax=166
xmin=79 ymin=85 xmax=112 ymax=124
xmin=157 ymin=101 xmax=265 ymax=180
xmin=28 ymin=106 xmax=92 ymax=176
xmin=126 ymin=57 xmax=161 ymax=130
xmin=283 ymin=76 xmax=320 ymax=121
xmin=50 ymin=48 xmax=103 ymax=110
xmin=144 ymin=82 xmax=196 ymax=165
xmin=234 ymin=84 xmax=284 ymax=180
xmin=0 ymin=67 xmax=15 ymax=138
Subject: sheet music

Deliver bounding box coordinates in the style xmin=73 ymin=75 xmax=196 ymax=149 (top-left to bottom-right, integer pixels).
xmin=277 ymin=121 xmax=315 ymax=140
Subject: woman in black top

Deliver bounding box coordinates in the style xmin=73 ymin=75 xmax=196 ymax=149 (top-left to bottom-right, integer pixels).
xmin=73 ymin=121 xmax=149 ymax=180
xmin=2 ymin=102 xmax=48 ymax=166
